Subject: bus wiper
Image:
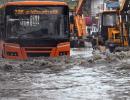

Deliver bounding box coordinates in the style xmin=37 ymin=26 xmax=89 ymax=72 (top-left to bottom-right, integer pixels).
xmin=17 ymin=32 xmax=51 ymax=39
xmin=17 ymin=32 xmax=36 ymax=38
xmin=18 ymin=28 xmax=50 ymax=38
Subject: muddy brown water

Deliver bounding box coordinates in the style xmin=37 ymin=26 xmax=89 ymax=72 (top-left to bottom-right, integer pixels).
xmin=0 ymin=49 xmax=130 ymax=100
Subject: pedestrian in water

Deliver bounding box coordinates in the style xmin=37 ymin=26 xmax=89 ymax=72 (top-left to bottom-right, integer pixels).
xmin=91 ymin=35 xmax=98 ymax=50
xmin=98 ymin=40 xmax=106 ymax=54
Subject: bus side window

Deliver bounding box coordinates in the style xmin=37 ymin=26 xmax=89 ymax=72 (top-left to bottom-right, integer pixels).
xmin=0 ymin=9 xmax=2 ymax=39
xmin=0 ymin=8 xmax=4 ymax=39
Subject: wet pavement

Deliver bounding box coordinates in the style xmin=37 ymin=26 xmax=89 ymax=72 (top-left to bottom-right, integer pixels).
xmin=0 ymin=48 xmax=130 ymax=100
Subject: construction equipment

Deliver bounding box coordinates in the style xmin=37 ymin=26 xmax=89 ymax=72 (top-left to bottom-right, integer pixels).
xmin=98 ymin=0 xmax=129 ymax=52
xmin=120 ymin=0 xmax=130 ymax=46
xmin=70 ymin=0 xmax=87 ymax=48
xmin=0 ymin=1 xmax=70 ymax=60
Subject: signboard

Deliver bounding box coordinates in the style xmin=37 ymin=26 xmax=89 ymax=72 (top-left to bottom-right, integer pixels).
xmin=14 ymin=9 xmax=60 ymax=15
xmin=106 ymin=1 xmax=120 ymax=8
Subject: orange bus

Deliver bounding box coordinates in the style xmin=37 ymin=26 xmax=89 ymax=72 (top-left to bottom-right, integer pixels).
xmin=0 ymin=1 xmax=70 ymax=60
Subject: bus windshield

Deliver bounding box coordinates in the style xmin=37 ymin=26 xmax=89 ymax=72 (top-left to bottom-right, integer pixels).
xmin=6 ymin=6 xmax=69 ymax=39
xmin=103 ymin=13 xmax=117 ymax=27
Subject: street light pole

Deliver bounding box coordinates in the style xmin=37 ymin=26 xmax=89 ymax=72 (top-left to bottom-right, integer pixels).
xmin=103 ymin=0 xmax=105 ymax=11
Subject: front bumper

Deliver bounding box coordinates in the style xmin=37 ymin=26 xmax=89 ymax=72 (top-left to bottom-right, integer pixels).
xmin=3 ymin=42 xmax=70 ymax=60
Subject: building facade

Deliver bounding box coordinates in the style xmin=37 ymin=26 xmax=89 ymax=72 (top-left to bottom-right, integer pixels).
xmin=91 ymin=0 xmax=104 ymax=17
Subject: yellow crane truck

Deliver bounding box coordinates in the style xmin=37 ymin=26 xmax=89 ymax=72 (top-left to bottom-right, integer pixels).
xmin=98 ymin=0 xmax=129 ymax=52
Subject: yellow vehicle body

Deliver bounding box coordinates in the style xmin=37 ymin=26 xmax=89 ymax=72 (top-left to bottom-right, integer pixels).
xmin=108 ymin=27 xmax=128 ymax=46
xmin=74 ymin=15 xmax=86 ymax=37
xmin=100 ymin=10 xmax=128 ymax=50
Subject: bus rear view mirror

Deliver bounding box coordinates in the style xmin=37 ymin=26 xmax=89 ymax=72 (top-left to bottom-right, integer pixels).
xmin=7 ymin=18 xmax=20 ymax=22
xmin=6 ymin=16 xmax=20 ymax=22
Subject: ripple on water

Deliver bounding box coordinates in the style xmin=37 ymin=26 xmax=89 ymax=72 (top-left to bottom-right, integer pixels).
xmin=0 ymin=49 xmax=130 ymax=100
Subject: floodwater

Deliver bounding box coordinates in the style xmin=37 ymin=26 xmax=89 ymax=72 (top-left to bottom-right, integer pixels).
xmin=0 ymin=48 xmax=130 ymax=100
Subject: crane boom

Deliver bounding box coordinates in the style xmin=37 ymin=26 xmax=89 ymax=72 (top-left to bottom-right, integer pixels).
xmin=119 ymin=0 xmax=127 ymax=11
xmin=76 ymin=0 xmax=86 ymax=14
xmin=70 ymin=0 xmax=87 ymax=47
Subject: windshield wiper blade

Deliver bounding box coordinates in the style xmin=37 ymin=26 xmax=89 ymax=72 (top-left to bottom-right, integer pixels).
xmin=17 ymin=32 xmax=51 ymax=39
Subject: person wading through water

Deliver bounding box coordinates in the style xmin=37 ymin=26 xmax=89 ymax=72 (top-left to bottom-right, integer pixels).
xmin=91 ymin=35 xmax=98 ymax=50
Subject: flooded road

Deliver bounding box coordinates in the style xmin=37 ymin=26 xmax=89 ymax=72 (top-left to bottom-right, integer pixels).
xmin=0 ymin=49 xmax=130 ymax=100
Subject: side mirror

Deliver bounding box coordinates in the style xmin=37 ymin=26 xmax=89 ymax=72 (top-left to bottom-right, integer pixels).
xmin=6 ymin=16 xmax=19 ymax=22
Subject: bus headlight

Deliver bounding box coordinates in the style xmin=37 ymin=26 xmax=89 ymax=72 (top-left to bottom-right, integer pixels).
xmin=7 ymin=52 xmax=18 ymax=56
xmin=59 ymin=52 xmax=67 ymax=56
